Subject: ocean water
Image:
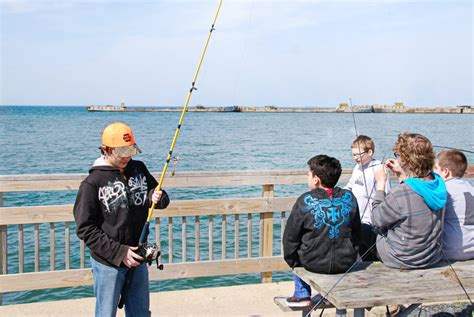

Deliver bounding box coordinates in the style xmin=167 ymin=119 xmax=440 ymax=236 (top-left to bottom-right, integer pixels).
xmin=0 ymin=106 xmax=473 ymax=305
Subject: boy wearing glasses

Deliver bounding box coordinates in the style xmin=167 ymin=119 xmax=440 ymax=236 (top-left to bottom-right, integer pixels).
xmin=345 ymin=135 xmax=389 ymax=260
xmin=74 ymin=122 xmax=170 ymax=317
xmin=434 ymin=149 xmax=474 ymax=261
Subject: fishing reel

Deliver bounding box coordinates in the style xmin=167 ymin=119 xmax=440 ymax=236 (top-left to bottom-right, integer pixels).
xmin=137 ymin=243 xmax=164 ymax=270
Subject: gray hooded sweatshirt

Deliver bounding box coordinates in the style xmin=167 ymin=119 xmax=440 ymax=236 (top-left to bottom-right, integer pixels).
xmin=371 ymin=177 xmax=446 ymax=269
xmin=442 ymin=178 xmax=474 ymax=261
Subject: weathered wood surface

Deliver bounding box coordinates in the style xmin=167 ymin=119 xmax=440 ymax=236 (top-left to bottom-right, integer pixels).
xmin=2 ymin=166 xmax=473 ymax=193
xmin=0 ymin=197 xmax=298 ymax=225
xmin=295 ymin=260 xmax=474 ymax=309
xmin=0 ymin=169 xmax=353 ymax=192
xmin=0 ymin=256 xmax=288 ymax=293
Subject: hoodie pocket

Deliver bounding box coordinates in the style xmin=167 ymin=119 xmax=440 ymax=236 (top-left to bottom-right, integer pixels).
xmin=298 ymin=237 xmax=330 ymax=271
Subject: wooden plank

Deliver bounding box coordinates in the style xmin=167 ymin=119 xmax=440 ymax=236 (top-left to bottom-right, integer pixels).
xmin=0 ymin=192 xmax=4 ymax=276
xmin=0 ymin=197 xmax=298 ymax=225
xmin=0 ymin=226 xmax=6 ymax=274
xmin=261 ymin=184 xmax=274 ymax=283
xmin=182 ymin=216 xmax=186 ymax=263
xmin=168 ymin=217 xmax=173 ymax=263
xmin=234 ymin=214 xmax=239 ymax=259
xmin=194 ymin=216 xmax=200 ymax=261
xmin=295 ymin=260 xmax=474 ymax=309
xmin=50 ymin=223 xmax=55 ymax=271
xmin=2 ymin=166 xmax=473 ymax=193
xmin=222 ymin=215 xmax=226 ymax=259
xmin=0 ymin=205 xmax=75 ymax=225
xmin=0 ymin=256 xmax=289 ymax=293
xmin=280 ymin=211 xmax=286 ymax=256
xmin=0 ymin=169 xmax=355 ymax=192
xmin=259 ymin=215 xmax=263 ymax=257
xmin=65 ymin=222 xmax=70 ymax=270
xmin=79 ymin=240 xmax=85 ymax=269
xmin=155 ymin=198 xmax=271 ymax=218
xmin=148 ymin=256 xmax=289 ymax=281
xmin=34 ymin=224 xmax=39 ymax=272
xmin=247 ymin=213 xmax=252 ymax=258
xmin=209 ymin=215 xmax=213 ymax=261
xmin=18 ymin=224 xmax=24 ymax=273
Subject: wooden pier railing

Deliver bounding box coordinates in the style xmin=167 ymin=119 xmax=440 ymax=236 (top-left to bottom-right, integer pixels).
xmin=0 ymin=166 xmax=472 ymax=300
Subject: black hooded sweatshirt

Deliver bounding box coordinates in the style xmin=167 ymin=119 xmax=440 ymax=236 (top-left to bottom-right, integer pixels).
xmin=283 ymin=187 xmax=361 ymax=274
xmin=73 ymin=159 xmax=169 ymax=267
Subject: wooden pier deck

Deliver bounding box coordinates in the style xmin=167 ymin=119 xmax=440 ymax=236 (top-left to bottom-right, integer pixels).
xmin=0 ymin=282 xmax=309 ymax=317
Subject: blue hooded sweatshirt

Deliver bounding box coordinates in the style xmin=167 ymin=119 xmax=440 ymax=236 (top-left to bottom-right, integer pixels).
xmin=404 ymin=173 xmax=447 ymax=211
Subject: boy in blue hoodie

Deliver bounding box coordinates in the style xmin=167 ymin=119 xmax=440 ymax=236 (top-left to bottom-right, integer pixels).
xmin=372 ymin=132 xmax=446 ymax=269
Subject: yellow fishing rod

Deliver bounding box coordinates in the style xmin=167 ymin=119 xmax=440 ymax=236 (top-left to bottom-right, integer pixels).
xmin=139 ymin=0 xmax=223 ymax=244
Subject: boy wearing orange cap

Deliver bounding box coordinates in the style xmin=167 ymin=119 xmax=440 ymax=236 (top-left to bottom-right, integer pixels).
xmin=74 ymin=122 xmax=169 ymax=317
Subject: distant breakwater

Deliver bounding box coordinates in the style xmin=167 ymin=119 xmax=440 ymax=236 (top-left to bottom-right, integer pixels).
xmin=87 ymin=104 xmax=473 ymax=114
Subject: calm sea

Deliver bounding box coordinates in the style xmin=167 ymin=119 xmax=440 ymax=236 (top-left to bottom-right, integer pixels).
xmin=1 ymin=106 xmax=473 ymax=305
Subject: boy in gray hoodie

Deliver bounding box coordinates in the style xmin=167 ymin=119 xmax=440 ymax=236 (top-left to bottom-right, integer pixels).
xmin=371 ymin=133 xmax=447 ymax=269
xmin=434 ymin=149 xmax=474 ymax=261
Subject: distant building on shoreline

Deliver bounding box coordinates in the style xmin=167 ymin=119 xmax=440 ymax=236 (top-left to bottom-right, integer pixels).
xmin=87 ymin=102 xmax=472 ymax=114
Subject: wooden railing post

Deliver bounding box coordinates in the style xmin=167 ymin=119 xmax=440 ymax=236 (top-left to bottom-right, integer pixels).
xmin=0 ymin=192 xmax=5 ymax=305
xmin=260 ymin=184 xmax=274 ymax=283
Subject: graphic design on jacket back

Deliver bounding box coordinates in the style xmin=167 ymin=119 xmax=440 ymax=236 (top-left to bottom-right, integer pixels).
xmin=98 ymin=173 xmax=149 ymax=213
xmin=303 ymin=192 xmax=354 ymax=239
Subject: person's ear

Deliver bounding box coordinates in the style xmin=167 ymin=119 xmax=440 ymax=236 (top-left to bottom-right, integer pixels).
xmin=313 ymin=175 xmax=321 ymax=187
xmin=443 ymin=168 xmax=452 ymax=179
xmin=367 ymin=149 xmax=374 ymax=157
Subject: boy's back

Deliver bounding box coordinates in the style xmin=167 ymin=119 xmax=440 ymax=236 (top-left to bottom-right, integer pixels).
xmin=283 ymin=186 xmax=361 ymax=274
xmin=282 ymin=154 xmax=361 ymax=308
xmin=434 ymin=149 xmax=474 ymax=261
xmin=442 ymin=178 xmax=474 ymax=260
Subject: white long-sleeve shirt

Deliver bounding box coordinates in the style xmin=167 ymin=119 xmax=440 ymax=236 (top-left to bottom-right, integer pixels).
xmin=345 ymin=159 xmax=390 ymax=224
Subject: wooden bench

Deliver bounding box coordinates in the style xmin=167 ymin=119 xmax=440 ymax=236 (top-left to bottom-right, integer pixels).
xmin=282 ymin=260 xmax=474 ymax=316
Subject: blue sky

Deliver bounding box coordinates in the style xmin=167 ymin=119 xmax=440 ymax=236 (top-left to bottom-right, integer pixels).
xmin=1 ymin=0 xmax=472 ymax=107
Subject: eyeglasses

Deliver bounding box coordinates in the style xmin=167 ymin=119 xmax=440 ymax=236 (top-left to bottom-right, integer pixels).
xmin=352 ymin=151 xmax=367 ymax=158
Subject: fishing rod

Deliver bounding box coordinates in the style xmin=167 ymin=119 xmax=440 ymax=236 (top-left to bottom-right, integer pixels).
xmin=433 ymin=145 xmax=474 ymax=154
xmin=349 ymin=98 xmax=371 ymax=221
xmin=139 ymin=0 xmax=223 ymax=245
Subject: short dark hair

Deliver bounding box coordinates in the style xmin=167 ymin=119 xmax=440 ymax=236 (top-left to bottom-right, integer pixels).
xmin=437 ymin=150 xmax=468 ymax=178
xmin=307 ymin=155 xmax=342 ymax=188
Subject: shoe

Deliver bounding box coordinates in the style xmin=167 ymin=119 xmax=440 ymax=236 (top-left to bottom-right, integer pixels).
xmin=387 ymin=304 xmax=401 ymax=316
xmin=286 ymin=296 xmax=311 ymax=307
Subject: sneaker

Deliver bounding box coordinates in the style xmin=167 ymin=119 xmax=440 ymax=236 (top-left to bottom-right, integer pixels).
xmin=286 ymin=296 xmax=311 ymax=307
xmin=387 ymin=304 xmax=401 ymax=316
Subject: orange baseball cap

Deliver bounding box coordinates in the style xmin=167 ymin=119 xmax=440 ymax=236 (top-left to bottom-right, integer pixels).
xmin=102 ymin=122 xmax=142 ymax=156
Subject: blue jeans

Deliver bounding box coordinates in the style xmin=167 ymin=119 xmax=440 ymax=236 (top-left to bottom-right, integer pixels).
xmin=91 ymin=258 xmax=151 ymax=317
xmin=293 ymin=274 xmax=311 ymax=298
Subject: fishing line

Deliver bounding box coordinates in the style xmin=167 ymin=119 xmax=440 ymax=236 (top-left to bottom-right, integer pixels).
xmin=439 ymin=245 xmax=473 ymax=304
xmin=304 ymin=241 xmax=379 ymax=317
xmin=349 ymin=98 xmax=371 ymax=222
xmin=433 ymin=145 xmax=474 ymax=154
xmin=229 ymin=0 xmax=256 ymax=107
xmin=139 ymin=0 xmax=224 ymax=244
